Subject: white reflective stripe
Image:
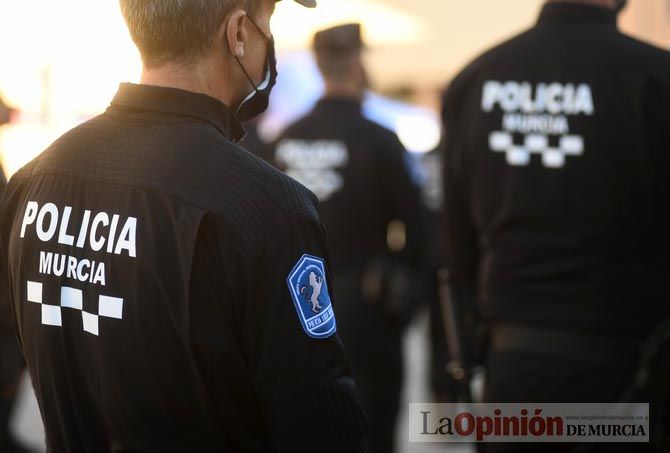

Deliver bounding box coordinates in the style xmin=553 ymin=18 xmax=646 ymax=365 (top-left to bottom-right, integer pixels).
xmin=507 ymin=147 xmax=530 ymax=166
xmin=82 ymin=312 xmax=99 ymax=336
xmin=489 ymin=131 xmax=512 ymax=151
xmin=60 ymin=286 xmax=83 ymax=310
xmin=525 ymin=134 xmax=548 ymax=152
xmin=99 ymin=296 xmax=124 ymax=319
xmin=560 ymin=135 xmax=584 ymax=155
xmin=543 ymin=149 xmax=566 ymax=168
xmin=41 ymin=305 xmax=62 ymax=326
xmin=27 ymin=281 xmax=42 ymax=304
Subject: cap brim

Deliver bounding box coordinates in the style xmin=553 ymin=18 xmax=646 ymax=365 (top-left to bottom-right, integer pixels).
xmin=293 ymin=0 xmax=317 ymax=7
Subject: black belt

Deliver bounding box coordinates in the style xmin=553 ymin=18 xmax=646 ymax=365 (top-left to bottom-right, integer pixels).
xmin=490 ymin=324 xmax=641 ymax=365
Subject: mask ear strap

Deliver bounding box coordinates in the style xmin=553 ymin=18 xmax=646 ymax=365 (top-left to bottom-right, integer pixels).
xmin=235 ymin=57 xmax=260 ymax=116
xmin=234 ymin=16 xmax=271 ymax=99
xmin=247 ymin=16 xmax=272 ymax=42
xmin=236 ymin=55 xmax=261 ymax=93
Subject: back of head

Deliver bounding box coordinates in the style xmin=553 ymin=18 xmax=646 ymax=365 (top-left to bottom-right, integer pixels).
xmin=119 ymin=0 xmax=260 ymax=69
xmin=312 ymin=23 xmax=364 ymax=83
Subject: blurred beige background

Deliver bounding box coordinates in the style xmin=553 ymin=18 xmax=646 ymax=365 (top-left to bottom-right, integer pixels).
xmin=368 ymin=0 xmax=670 ymax=91
xmin=1 ymin=0 xmax=669 ymax=175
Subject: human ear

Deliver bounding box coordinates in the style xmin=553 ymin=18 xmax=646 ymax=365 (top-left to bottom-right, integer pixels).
xmin=225 ymin=10 xmax=248 ymax=58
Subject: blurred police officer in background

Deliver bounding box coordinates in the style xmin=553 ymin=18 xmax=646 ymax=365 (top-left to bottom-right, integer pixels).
xmin=0 ymin=1 xmax=369 ymax=452
xmin=264 ymin=24 xmax=425 ymax=453
xmin=441 ymin=0 xmax=669 ymax=451
xmin=420 ymin=145 xmax=474 ymax=403
xmin=0 ymin=98 xmax=30 ymax=453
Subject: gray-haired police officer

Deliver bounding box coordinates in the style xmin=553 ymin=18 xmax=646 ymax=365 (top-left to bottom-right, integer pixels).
xmin=0 ymin=1 xmax=368 ymax=452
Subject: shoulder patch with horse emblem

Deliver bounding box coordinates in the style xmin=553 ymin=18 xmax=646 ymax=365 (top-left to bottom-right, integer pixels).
xmin=286 ymin=254 xmax=337 ymax=339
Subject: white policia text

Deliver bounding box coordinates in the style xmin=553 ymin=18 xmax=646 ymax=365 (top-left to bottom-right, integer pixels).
xmin=19 ymin=201 xmax=138 ymax=287
xmin=481 ymin=80 xmax=594 ymax=168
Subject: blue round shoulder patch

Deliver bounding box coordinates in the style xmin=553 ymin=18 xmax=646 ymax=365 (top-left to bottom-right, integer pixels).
xmin=286 ymin=254 xmax=337 ymax=339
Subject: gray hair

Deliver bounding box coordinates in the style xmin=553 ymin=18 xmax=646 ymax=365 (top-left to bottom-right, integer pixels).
xmin=119 ymin=0 xmax=259 ymax=68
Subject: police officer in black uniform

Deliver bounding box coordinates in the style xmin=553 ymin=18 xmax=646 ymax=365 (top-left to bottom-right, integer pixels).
xmin=441 ymin=0 xmax=669 ymax=451
xmin=0 ymin=1 xmax=368 ymax=452
xmin=268 ymin=24 xmax=424 ymax=453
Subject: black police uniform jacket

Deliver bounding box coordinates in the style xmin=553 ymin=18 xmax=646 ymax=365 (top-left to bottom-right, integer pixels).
xmin=267 ymin=96 xmax=425 ymax=358
xmin=266 ymin=98 xmax=425 ymax=432
xmin=270 ymin=98 xmax=424 ymax=274
xmin=0 ymin=84 xmax=367 ymax=453
xmin=442 ymin=3 xmax=670 ymax=339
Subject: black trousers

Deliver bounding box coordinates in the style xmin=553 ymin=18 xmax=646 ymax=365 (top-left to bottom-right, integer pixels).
xmin=0 ymin=334 xmax=24 ymax=449
xmin=479 ymin=349 xmax=646 ymax=453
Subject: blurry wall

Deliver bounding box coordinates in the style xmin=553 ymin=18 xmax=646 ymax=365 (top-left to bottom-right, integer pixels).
xmin=369 ymin=0 xmax=544 ymax=91
xmin=620 ymin=0 xmax=670 ymax=48
xmin=369 ymin=0 xmax=670 ymax=92
xmin=0 ymin=0 xmax=668 ymax=176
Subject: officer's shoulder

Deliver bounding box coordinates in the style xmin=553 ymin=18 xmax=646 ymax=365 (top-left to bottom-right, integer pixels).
xmin=5 ymin=124 xmax=70 ymax=185
xmin=278 ymin=108 xmax=401 ymax=150
xmin=446 ymin=30 xmax=534 ymax=100
xmin=14 ymin=114 xmax=319 ymax=251
xmin=197 ymin=140 xmax=320 ymax=244
xmin=102 ymin=112 xmax=319 ymax=223
xmin=612 ymin=32 xmax=670 ymax=75
xmin=357 ymin=117 xmax=403 ymax=150
xmin=278 ymin=114 xmax=311 ymax=138
xmin=231 ymin=143 xmax=319 ymax=216
xmin=2 ymin=163 xmax=33 ymax=210
xmin=6 ymin=159 xmax=37 ymax=185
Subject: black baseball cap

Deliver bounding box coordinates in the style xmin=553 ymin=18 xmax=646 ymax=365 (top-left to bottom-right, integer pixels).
xmin=277 ymin=0 xmax=317 ymax=7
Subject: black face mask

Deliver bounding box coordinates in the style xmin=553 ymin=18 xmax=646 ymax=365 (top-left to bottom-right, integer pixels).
xmin=614 ymin=0 xmax=627 ymax=13
xmin=234 ymin=17 xmax=278 ymax=122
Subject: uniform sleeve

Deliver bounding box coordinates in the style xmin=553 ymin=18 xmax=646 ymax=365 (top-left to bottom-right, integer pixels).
xmin=642 ymin=71 xmax=670 ymax=310
xmin=377 ymin=131 xmax=426 ymax=270
xmin=440 ymin=86 xmax=480 ymax=301
xmin=646 ymin=75 xmax=670 ymax=245
xmin=238 ymin=212 xmax=367 ymax=453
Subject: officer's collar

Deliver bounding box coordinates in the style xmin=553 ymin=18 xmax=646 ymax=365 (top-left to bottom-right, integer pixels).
xmin=537 ymin=2 xmax=618 ymax=27
xmin=316 ymin=97 xmax=362 ymax=112
xmin=110 ymin=83 xmax=246 ymax=143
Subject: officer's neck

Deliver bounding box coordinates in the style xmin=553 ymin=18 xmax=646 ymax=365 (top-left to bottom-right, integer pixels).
xmin=544 ymin=0 xmax=617 ymax=10
xmin=140 ymin=57 xmax=237 ymax=109
xmin=323 ymin=81 xmax=364 ymax=103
